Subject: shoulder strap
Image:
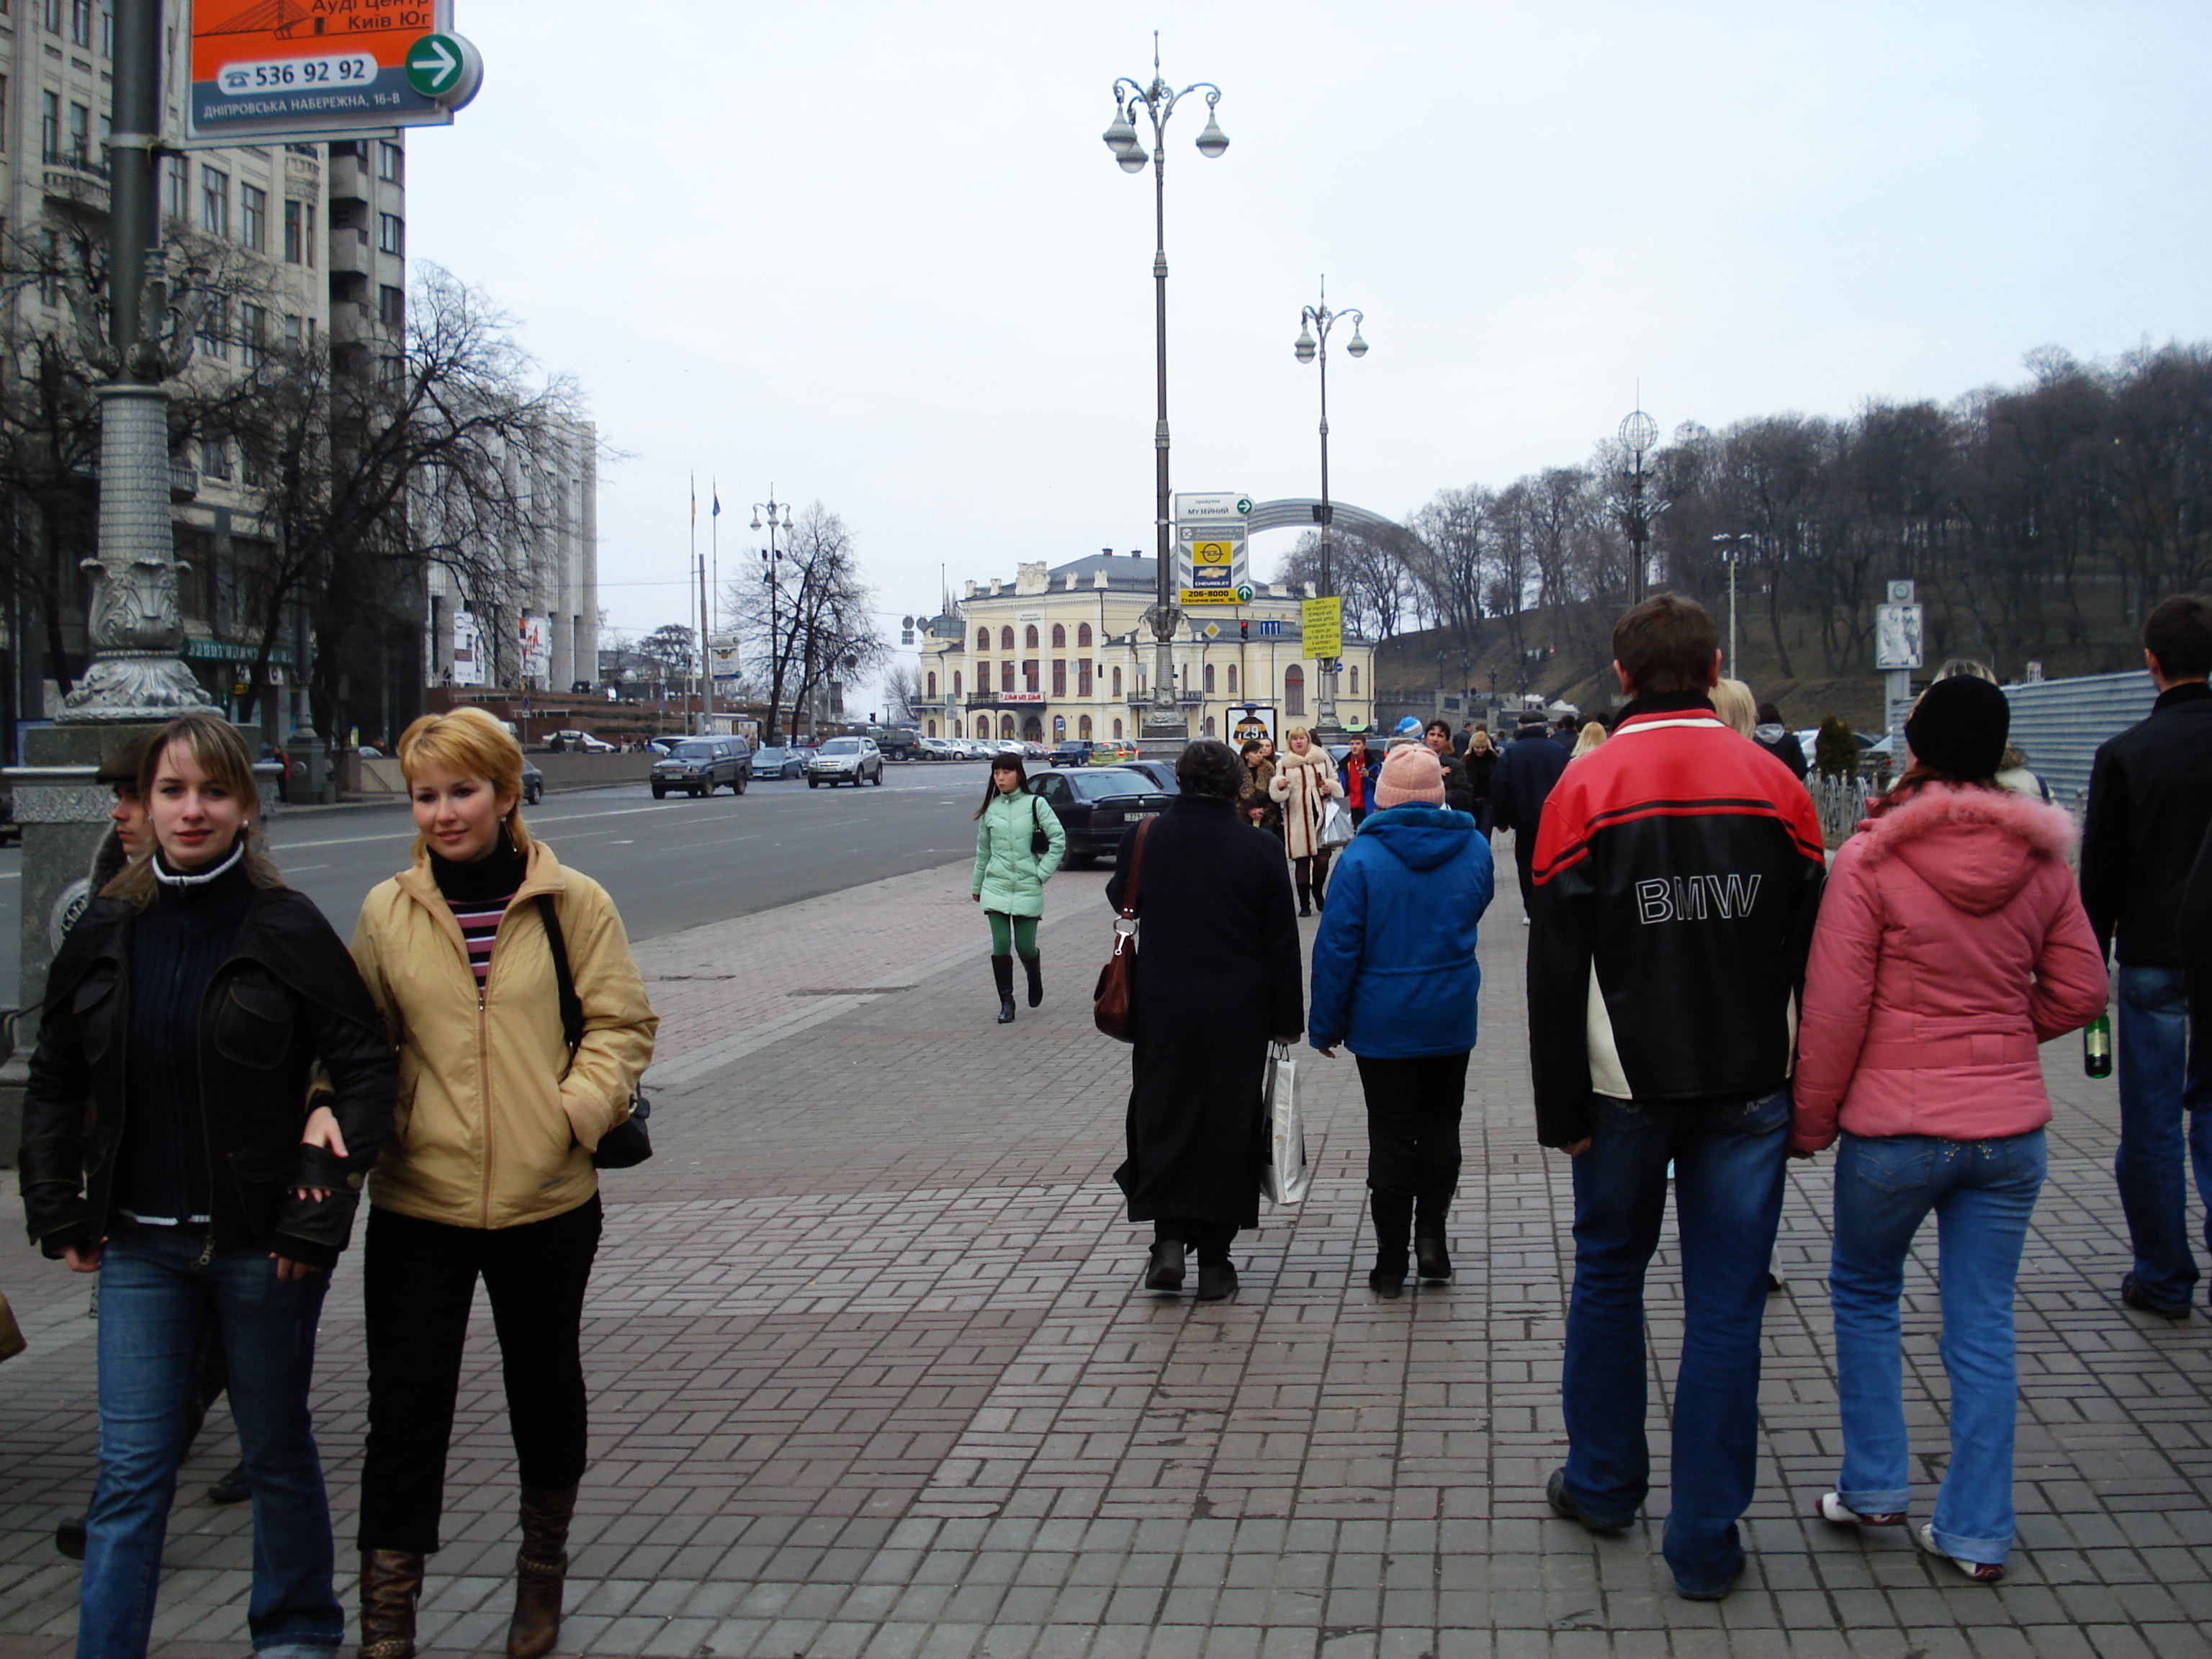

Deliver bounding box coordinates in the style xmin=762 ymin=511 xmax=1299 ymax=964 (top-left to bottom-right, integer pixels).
xmin=1118 ymin=816 xmax=1152 ymax=918
xmin=536 ymin=894 xmax=583 ymax=1058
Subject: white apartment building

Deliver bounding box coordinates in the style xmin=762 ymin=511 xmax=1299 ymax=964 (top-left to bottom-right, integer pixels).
xmin=425 ymin=413 xmax=599 ymax=693
xmin=0 ymin=0 xmax=418 ymax=731
xmin=920 ymin=551 xmax=1376 ymax=745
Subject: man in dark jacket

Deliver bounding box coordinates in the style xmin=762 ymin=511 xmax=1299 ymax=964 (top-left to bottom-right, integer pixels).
xmin=1753 ymin=702 xmax=1809 ymax=781
xmin=1489 ymin=714 xmax=1569 ymax=922
xmin=2081 ymin=593 xmax=2212 ymax=1321
xmin=1526 ymin=595 xmax=1827 ymax=1601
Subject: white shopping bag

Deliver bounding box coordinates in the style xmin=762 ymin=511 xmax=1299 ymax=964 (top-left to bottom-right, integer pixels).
xmin=1260 ymin=1042 xmax=1311 ymax=1205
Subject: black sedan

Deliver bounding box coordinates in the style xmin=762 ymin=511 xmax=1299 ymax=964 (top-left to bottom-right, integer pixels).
xmin=1027 ymin=766 xmax=1177 ymax=868
xmin=750 ymin=745 xmax=807 ymax=780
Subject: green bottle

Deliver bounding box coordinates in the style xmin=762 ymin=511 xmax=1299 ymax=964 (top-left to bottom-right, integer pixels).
xmin=2084 ymin=1013 xmax=2113 ymax=1079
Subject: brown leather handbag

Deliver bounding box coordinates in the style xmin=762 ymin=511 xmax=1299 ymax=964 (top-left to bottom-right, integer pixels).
xmin=1092 ymin=816 xmax=1154 ymax=1042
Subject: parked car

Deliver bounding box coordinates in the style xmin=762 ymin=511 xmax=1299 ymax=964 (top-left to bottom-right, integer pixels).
xmin=806 ymin=734 xmax=884 ymax=787
xmin=750 ymin=745 xmax=807 ymax=780
xmin=1025 ymin=766 xmax=1177 ymax=867
xmin=646 ymin=737 xmax=681 ymax=757
xmin=1115 ymin=758 xmax=1180 ymax=794
xmin=916 ymin=737 xmax=960 ymax=761
xmin=651 ymin=737 xmax=751 ymax=797
xmin=1050 ymin=739 xmax=1097 ymax=768
xmin=520 ymin=757 xmax=544 ymax=806
xmin=875 ymin=729 xmax=920 ymax=760
xmin=547 ymin=729 xmax=616 ymax=753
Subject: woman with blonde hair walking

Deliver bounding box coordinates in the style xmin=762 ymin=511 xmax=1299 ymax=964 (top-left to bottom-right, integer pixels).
xmin=1269 ymin=725 xmax=1345 ymax=914
xmin=349 ymin=706 xmax=656 ymax=1659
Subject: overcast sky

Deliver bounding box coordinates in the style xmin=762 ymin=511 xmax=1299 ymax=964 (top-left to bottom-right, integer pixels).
xmin=408 ymin=1 xmax=2212 ymax=709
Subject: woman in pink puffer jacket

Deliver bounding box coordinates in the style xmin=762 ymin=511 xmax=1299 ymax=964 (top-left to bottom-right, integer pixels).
xmin=1791 ymin=675 xmax=2106 ymax=1584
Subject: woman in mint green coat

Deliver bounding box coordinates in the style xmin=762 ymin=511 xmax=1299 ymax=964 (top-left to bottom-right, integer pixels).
xmin=971 ymin=752 xmax=1066 ymax=1024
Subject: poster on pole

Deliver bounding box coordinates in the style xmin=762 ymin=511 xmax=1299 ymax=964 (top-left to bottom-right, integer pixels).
xmin=186 ymin=0 xmax=482 ymax=145
xmin=518 ymin=614 xmax=550 ymax=683
xmin=1227 ymin=703 xmax=1277 ymax=747
xmin=1301 ymin=597 xmax=1344 ymax=660
xmin=1174 ymin=492 xmax=1251 ymax=607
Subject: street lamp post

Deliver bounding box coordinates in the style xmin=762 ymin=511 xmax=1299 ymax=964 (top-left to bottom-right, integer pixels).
xmin=752 ymin=492 xmax=794 ymax=741
xmin=1292 ymin=280 xmax=1367 ymax=738
xmin=1712 ymin=533 xmax=1754 ymax=679
xmin=1103 ymin=34 xmax=1228 ymax=747
xmin=1614 ymin=409 xmax=1666 ymax=608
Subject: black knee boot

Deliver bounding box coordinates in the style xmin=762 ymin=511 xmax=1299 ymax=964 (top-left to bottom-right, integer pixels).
xmin=1416 ymin=1173 xmax=1457 ymax=1281
xmin=992 ymin=956 xmax=1016 ymax=1023
xmin=1296 ymin=881 xmax=1313 ymax=917
xmin=1022 ymin=953 xmax=1043 ymax=1008
xmin=1369 ymin=1191 xmax=1414 ymax=1298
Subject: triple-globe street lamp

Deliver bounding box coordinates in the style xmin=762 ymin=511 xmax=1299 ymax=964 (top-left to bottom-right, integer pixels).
xmin=1712 ymin=532 xmax=1755 ymax=679
xmin=1292 ymin=282 xmax=1367 ymax=737
xmin=752 ymin=493 xmax=795 ymax=740
xmin=1102 ymin=36 xmax=1227 ymax=745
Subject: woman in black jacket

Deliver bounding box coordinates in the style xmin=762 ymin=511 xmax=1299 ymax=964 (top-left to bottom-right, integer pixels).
xmin=1110 ymin=739 xmax=1304 ymax=1302
xmin=17 ymin=714 xmax=396 ymax=1659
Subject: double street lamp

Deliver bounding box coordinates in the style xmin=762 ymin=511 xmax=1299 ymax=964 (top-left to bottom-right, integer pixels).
xmin=1712 ymin=532 xmax=1755 ymax=679
xmin=1292 ymin=282 xmax=1367 ymax=736
xmin=1102 ymin=35 xmax=1227 ymax=744
xmin=753 ymin=492 xmax=794 ymax=740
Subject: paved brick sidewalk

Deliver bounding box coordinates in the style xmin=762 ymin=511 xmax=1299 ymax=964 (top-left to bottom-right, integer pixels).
xmin=3 ymin=854 xmax=2208 ymax=1658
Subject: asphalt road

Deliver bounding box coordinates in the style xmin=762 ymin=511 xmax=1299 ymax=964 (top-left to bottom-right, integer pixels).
xmin=0 ymin=761 xmax=1001 ymax=1008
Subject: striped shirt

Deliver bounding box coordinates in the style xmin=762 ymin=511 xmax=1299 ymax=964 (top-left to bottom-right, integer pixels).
xmin=428 ymin=842 xmax=528 ymax=995
xmin=446 ymin=891 xmax=515 ymax=990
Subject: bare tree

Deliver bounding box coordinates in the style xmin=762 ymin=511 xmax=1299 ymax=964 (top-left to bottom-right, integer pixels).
xmin=725 ymin=503 xmax=886 ymax=739
xmin=880 ymin=662 xmax=923 ymax=723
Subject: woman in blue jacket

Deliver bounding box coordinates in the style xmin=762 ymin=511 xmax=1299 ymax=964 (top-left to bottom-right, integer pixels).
xmin=1309 ymin=745 xmax=1494 ymax=1296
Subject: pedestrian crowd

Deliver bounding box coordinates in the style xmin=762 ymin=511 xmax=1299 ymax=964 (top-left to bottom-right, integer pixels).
xmin=10 ymin=588 xmax=2210 ymax=1654
xmin=1073 ymin=588 xmax=2212 ymax=1604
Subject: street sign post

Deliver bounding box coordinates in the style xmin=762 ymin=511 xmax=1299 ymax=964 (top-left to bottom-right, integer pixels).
xmin=186 ymin=0 xmax=482 ymax=145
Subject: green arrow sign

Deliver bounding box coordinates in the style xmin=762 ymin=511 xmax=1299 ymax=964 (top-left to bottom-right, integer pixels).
xmin=405 ymin=35 xmax=464 ymax=96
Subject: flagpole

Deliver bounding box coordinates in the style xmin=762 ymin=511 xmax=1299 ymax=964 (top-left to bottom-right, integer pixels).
xmin=709 ymin=480 xmax=719 ymax=724
xmin=688 ymin=474 xmax=699 ymax=733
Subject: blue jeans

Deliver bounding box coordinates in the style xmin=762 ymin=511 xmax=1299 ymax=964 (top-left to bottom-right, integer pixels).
xmin=80 ymin=1224 xmax=341 ymax=1659
xmin=1560 ymin=1087 xmax=1789 ymax=1595
xmin=2114 ymin=964 xmax=2212 ymax=1309
xmin=1830 ymin=1130 xmax=2045 ymax=1568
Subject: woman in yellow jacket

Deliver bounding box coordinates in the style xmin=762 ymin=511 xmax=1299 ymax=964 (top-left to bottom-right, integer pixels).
xmin=349 ymin=707 xmax=655 ymax=1659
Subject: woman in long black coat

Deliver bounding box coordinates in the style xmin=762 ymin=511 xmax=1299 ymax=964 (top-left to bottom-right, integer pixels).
xmin=1109 ymin=739 xmax=1305 ymax=1303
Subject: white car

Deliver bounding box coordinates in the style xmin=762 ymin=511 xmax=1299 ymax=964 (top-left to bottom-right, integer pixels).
xmin=805 ymin=735 xmax=885 ymax=787
xmin=547 ymin=729 xmax=616 ymax=753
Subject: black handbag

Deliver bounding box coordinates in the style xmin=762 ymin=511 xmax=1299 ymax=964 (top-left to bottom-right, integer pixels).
xmin=1029 ymin=793 xmax=1052 ymax=858
xmin=536 ymin=894 xmax=652 ymax=1169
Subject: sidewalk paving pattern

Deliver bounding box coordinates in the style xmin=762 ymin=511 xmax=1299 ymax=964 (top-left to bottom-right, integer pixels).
xmin=3 ymin=853 xmax=2209 ymax=1658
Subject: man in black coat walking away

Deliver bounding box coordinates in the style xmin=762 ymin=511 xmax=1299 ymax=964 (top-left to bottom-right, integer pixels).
xmin=1110 ymin=740 xmax=1305 ymax=1303
xmin=1490 ymin=713 xmax=1570 ymax=924
xmin=2080 ymin=593 xmax=2212 ymax=1321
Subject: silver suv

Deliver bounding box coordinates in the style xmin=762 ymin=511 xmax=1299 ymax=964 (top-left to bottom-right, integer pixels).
xmin=805 ymin=735 xmax=884 ymax=788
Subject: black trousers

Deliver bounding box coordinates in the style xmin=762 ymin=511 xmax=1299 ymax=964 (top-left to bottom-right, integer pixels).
xmin=1154 ymin=1218 xmax=1236 ymax=1264
xmin=1514 ymin=842 xmax=1538 ymax=914
xmin=357 ymin=1195 xmax=601 ymax=1555
xmin=1354 ymin=1052 xmax=1469 ymax=1244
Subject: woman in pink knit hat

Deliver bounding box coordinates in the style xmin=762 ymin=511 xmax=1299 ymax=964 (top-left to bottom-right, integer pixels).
xmin=1308 ymin=744 xmax=1495 ymax=1295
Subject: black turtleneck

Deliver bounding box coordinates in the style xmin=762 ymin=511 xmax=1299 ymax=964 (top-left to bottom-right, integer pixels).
xmin=114 ymin=846 xmax=257 ymax=1227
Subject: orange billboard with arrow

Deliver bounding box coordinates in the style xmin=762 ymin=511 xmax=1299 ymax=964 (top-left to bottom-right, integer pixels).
xmin=186 ymin=0 xmax=479 ymax=143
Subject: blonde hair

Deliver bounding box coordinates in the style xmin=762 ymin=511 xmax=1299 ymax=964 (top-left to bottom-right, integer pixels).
xmin=1570 ymin=721 xmax=1608 ymax=759
xmin=397 ymin=706 xmax=534 ymax=858
xmin=105 ymin=714 xmax=284 ymax=906
xmin=1712 ymin=678 xmax=1758 ymax=737
xmin=1283 ymin=725 xmax=1312 ymax=747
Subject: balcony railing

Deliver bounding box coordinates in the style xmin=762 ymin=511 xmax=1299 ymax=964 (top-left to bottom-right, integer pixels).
xmin=1123 ymin=690 xmax=1207 ymax=709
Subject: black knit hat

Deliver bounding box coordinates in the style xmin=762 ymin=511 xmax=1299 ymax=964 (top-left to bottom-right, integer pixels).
xmin=1905 ymin=674 xmax=2008 ymax=779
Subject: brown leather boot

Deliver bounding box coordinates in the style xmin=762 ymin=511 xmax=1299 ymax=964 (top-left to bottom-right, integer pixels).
xmin=358 ymin=1549 xmax=423 ymax=1659
xmin=507 ymin=1485 xmax=578 ymax=1659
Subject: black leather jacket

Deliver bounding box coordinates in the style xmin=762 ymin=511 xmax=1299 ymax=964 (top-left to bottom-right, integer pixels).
xmin=17 ymin=883 xmax=397 ymax=1268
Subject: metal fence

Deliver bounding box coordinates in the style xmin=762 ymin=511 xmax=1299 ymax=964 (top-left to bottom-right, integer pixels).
xmin=1809 ymin=771 xmax=1879 ymax=849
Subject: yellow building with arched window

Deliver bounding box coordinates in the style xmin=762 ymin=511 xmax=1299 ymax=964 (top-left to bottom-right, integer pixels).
xmin=915 ymin=552 xmax=1374 ymax=745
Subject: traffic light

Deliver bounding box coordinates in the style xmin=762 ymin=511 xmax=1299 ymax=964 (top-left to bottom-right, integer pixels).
xmin=1239 ymin=621 xmax=1249 ymax=640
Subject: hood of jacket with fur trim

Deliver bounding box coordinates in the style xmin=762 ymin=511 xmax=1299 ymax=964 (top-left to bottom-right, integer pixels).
xmin=1791 ymin=784 xmax=2107 ymax=1153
